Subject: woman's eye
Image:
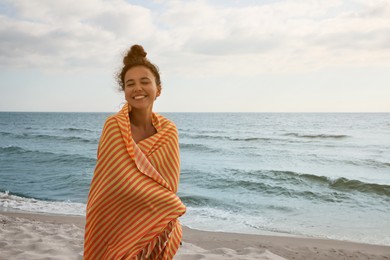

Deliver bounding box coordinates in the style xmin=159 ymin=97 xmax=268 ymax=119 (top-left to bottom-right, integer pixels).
xmin=141 ymin=81 xmax=149 ymax=85
xmin=126 ymin=83 xmax=134 ymax=87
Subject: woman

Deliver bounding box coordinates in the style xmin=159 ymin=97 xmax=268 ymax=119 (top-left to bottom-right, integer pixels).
xmin=84 ymin=45 xmax=186 ymax=259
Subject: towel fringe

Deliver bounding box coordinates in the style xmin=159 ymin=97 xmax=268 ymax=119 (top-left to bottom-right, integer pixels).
xmin=135 ymin=221 xmax=175 ymax=260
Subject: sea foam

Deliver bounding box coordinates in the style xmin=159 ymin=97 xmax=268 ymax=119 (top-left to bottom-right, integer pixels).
xmin=0 ymin=191 xmax=86 ymax=216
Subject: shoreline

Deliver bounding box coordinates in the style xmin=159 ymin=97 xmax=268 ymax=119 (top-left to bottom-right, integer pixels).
xmin=1 ymin=211 xmax=389 ymax=259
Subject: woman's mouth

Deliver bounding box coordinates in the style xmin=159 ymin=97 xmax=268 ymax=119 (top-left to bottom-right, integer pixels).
xmin=133 ymin=95 xmax=147 ymax=100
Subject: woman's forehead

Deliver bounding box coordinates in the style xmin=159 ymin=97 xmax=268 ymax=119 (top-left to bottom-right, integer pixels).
xmin=125 ymin=66 xmax=154 ymax=79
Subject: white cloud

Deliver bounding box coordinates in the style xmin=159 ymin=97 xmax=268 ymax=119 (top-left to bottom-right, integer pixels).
xmin=151 ymin=0 xmax=390 ymax=76
xmin=0 ymin=0 xmax=389 ymax=75
xmin=0 ymin=0 xmax=157 ymax=71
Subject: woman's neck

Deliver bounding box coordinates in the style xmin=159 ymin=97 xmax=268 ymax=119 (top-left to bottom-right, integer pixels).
xmin=129 ymin=108 xmax=153 ymax=129
xmin=129 ymin=109 xmax=157 ymax=143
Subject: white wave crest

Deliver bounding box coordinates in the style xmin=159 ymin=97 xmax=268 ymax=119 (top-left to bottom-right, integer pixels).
xmin=0 ymin=191 xmax=86 ymax=216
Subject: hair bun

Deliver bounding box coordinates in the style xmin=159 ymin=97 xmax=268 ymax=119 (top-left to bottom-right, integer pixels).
xmin=117 ymin=44 xmax=161 ymax=90
xmin=123 ymin=44 xmax=147 ymax=65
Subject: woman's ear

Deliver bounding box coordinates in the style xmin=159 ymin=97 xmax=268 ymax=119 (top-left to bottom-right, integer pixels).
xmin=156 ymin=85 xmax=162 ymax=97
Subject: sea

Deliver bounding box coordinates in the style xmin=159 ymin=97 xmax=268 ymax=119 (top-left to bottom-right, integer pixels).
xmin=0 ymin=112 xmax=389 ymax=246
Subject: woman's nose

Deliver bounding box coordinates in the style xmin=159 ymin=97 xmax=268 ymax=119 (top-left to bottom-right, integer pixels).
xmin=133 ymin=82 xmax=142 ymax=91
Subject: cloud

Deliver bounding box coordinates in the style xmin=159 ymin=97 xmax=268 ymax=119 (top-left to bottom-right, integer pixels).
xmin=0 ymin=0 xmax=156 ymax=71
xmin=152 ymin=0 xmax=390 ymax=76
xmin=0 ymin=0 xmax=389 ymax=75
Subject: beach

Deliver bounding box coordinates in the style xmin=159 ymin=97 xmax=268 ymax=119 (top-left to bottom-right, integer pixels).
xmin=1 ymin=113 xmax=390 ymax=258
xmin=1 ymin=211 xmax=389 ymax=260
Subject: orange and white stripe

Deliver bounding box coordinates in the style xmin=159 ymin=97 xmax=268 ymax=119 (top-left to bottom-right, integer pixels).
xmin=84 ymin=103 xmax=186 ymax=259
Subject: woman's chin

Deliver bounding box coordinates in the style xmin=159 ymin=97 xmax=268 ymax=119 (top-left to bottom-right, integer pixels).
xmin=128 ymin=102 xmax=154 ymax=111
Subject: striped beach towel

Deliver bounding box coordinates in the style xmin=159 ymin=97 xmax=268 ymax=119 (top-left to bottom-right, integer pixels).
xmin=84 ymin=103 xmax=186 ymax=259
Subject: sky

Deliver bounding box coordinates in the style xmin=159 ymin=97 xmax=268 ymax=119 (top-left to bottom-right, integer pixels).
xmin=0 ymin=0 xmax=389 ymax=112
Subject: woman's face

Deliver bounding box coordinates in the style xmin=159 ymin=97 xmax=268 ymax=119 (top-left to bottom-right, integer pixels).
xmin=124 ymin=66 xmax=161 ymax=111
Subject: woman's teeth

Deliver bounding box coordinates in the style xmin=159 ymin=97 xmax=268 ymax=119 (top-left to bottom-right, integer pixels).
xmin=133 ymin=95 xmax=146 ymax=100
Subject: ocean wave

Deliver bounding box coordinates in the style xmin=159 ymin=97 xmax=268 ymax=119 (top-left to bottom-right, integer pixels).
xmin=180 ymin=194 xmax=226 ymax=207
xmin=328 ymin=178 xmax=390 ymax=196
xmin=183 ymin=168 xmax=390 ymax=198
xmin=0 ymin=146 xmax=96 ymax=164
xmin=230 ymin=137 xmax=273 ymax=142
xmin=266 ymin=204 xmax=295 ymax=212
xmin=200 ymin=176 xmax=344 ymax=202
xmin=180 ymin=133 xmax=227 ymax=140
xmin=284 ymin=133 xmax=350 ymax=139
xmin=0 ymin=145 xmax=27 ymax=154
xmin=0 ymin=191 xmax=85 ymax=216
xmin=31 ymin=134 xmax=97 ymax=143
xmin=0 ymin=131 xmax=97 ymax=143
xmin=248 ymin=169 xmax=390 ymax=197
xmin=181 ymin=203 xmax=389 ymax=246
xmin=179 ymin=128 xmax=226 ymax=134
xmin=0 ymin=131 xmax=14 ymax=137
xmin=180 ymin=133 xmax=273 ymax=142
xmin=343 ymin=159 xmax=390 ymax=169
xmin=179 ymin=143 xmax=218 ymax=152
xmin=60 ymin=127 xmax=94 ymax=133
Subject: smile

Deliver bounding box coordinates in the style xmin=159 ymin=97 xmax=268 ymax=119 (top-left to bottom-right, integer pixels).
xmin=133 ymin=95 xmax=147 ymax=100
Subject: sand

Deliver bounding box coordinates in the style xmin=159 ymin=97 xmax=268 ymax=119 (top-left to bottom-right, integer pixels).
xmin=0 ymin=211 xmax=389 ymax=260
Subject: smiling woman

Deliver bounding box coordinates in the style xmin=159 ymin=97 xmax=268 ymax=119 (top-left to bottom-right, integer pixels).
xmin=83 ymin=45 xmax=186 ymax=259
xmin=124 ymin=67 xmax=161 ymax=121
